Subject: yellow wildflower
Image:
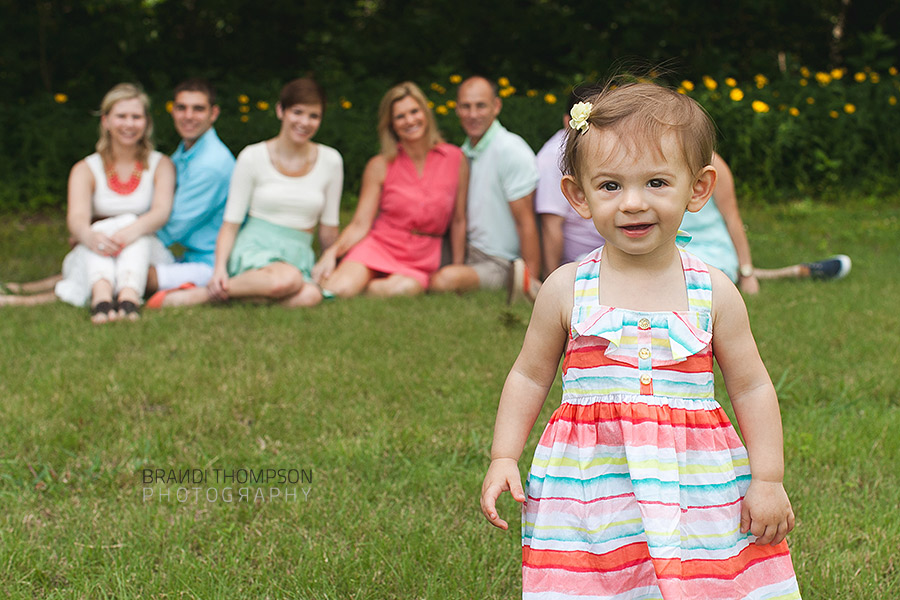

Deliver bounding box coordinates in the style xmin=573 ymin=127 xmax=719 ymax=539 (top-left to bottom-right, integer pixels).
xmin=430 ymin=83 xmax=446 ymax=94
xmin=165 ymin=100 xmax=173 ymax=113
xmin=754 ymin=74 xmax=768 ymax=89
xmin=751 ymin=100 xmax=770 ymax=113
xmin=789 ymin=107 xmax=800 ymax=116
xmin=890 ymin=96 xmax=898 ymax=106
xmin=256 ymin=101 xmax=269 ymax=111
xmin=854 ymin=72 xmax=866 ymax=82
xmin=526 ymin=89 xmax=538 ymax=97
xmin=238 ymin=94 xmax=249 ymax=104
xmin=681 ymin=80 xmax=695 ymax=91
xmin=446 ymin=99 xmax=456 ymax=109
xmin=436 ymin=105 xmax=449 ymax=115
xmin=449 ymin=74 xmax=462 ymax=84
xmin=498 ymin=77 xmax=510 ymax=87
xmin=499 ymin=86 xmax=516 ymax=98
xmin=890 ymin=67 xmax=898 ymax=76
xmin=241 ymin=115 xmax=249 ymax=123
xmin=544 ymin=93 xmax=557 ymax=104
xmin=729 ymin=88 xmax=744 ymax=102
xmin=815 ymin=72 xmax=832 ymax=85
xmin=54 ymin=93 xmax=68 ymax=104
xmin=724 ymin=77 xmax=737 ymax=88
xmin=340 ymin=99 xmax=352 ymax=110
xmin=800 ymin=78 xmax=808 ymax=87
xmin=806 ymin=97 xmax=815 ymax=104
xmin=830 ymin=68 xmax=844 ymax=79
xmin=870 ymin=72 xmax=880 ymax=83
xmin=844 ymin=103 xmax=856 ymax=114
xmin=702 ymin=75 xmax=717 ymax=90
xmin=427 ymin=101 xmax=434 ymax=109
xmin=800 ymin=66 xmax=811 ymax=78
xmin=239 ymin=105 xmax=250 ymax=113
xmin=829 ymin=110 xmax=839 ymax=119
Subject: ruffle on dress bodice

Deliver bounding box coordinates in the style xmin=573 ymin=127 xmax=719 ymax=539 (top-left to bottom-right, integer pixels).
xmin=572 ymin=306 xmax=711 ymax=363
xmin=570 ymin=233 xmax=713 ymax=365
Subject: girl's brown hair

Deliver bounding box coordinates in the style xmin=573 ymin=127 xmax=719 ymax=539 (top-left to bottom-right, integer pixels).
xmin=279 ymin=77 xmax=326 ymax=112
xmin=563 ymin=81 xmax=716 ymax=183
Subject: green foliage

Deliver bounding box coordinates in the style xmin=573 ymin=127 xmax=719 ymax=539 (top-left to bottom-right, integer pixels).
xmin=1 ymin=201 xmax=899 ymax=598
xmin=2 ymin=0 xmax=900 ymax=209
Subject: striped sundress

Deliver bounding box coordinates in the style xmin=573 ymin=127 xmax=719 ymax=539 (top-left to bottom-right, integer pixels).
xmin=522 ymin=246 xmax=801 ymax=599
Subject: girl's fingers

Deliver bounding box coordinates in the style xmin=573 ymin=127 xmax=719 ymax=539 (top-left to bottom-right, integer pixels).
xmin=739 ymin=505 xmax=751 ymax=534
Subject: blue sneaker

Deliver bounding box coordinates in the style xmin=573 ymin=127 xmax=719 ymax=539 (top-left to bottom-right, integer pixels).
xmin=805 ymin=255 xmax=851 ymax=280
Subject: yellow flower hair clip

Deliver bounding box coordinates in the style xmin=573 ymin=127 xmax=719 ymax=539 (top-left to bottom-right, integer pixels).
xmin=569 ymin=101 xmax=592 ymax=133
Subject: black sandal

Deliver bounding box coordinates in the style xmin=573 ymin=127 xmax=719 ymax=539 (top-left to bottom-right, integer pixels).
xmin=90 ymin=300 xmax=117 ymax=323
xmin=90 ymin=300 xmax=116 ymax=316
xmin=118 ymin=300 xmax=140 ymax=319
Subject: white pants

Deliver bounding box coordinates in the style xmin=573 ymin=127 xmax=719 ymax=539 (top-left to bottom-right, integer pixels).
xmin=56 ymin=214 xmax=173 ymax=307
xmin=154 ymin=261 xmax=214 ymax=290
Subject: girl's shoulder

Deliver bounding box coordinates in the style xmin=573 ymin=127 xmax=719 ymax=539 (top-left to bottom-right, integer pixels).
xmin=533 ymin=262 xmax=578 ymax=330
xmin=707 ymin=263 xmax=743 ymax=327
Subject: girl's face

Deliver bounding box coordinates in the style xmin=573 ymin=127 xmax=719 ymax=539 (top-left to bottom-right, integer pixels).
xmin=102 ymin=98 xmax=147 ymax=148
xmin=278 ymin=103 xmax=323 ymax=144
xmin=391 ymin=96 xmax=428 ymax=144
xmin=561 ymin=128 xmax=715 ymax=259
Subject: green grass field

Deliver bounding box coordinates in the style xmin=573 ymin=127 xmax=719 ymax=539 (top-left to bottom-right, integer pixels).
xmin=1 ymin=199 xmax=898 ymax=599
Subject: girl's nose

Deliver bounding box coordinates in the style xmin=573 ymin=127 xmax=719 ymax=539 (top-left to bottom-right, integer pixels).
xmin=619 ymin=189 xmax=646 ymax=211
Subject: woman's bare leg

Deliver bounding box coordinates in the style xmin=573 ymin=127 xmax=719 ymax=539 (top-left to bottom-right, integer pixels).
xmin=321 ymin=261 xmax=374 ymax=298
xmin=2 ymin=273 xmax=63 ymax=294
xmin=366 ymin=274 xmax=424 ymax=298
xmin=0 ymin=291 xmax=58 ymax=306
xmin=753 ymin=265 xmax=808 ymax=280
xmin=280 ymin=282 xmax=324 ymax=307
xmin=162 ymin=262 xmax=305 ymax=307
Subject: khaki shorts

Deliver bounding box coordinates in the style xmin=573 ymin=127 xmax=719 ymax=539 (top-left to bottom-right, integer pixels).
xmin=466 ymin=244 xmax=512 ymax=290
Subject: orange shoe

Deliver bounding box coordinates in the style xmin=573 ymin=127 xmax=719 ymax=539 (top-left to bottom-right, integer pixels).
xmin=146 ymin=282 xmax=196 ymax=309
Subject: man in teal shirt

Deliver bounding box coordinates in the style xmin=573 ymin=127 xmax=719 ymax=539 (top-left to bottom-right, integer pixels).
xmin=147 ymin=79 xmax=235 ymax=299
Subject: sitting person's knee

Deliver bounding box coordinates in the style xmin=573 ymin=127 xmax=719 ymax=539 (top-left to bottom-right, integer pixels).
xmin=267 ymin=269 xmax=305 ymax=298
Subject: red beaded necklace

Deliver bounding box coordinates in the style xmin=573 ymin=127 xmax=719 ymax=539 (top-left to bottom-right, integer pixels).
xmin=106 ymin=161 xmax=143 ymax=195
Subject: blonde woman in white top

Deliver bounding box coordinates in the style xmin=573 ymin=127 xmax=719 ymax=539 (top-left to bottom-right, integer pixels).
xmin=58 ymin=83 xmax=174 ymax=323
xmin=161 ymin=77 xmax=343 ymax=308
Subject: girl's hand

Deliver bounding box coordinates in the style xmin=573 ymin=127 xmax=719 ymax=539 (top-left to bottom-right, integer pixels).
xmin=110 ymin=224 xmax=141 ymax=251
xmin=741 ymin=480 xmax=795 ymax=546
xmin=207 ymin=267 xmax=230 ymax=301
xmin=480 ymin=458 xmax=526 ymax=530
xmin=89 ymin=231 xmax=121 ymax=257
xmin=312 ymin=250 xmax=337 ymax=285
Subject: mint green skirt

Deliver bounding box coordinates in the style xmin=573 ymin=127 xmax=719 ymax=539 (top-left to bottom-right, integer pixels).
xmin=227 ymin=217 xmax=315 ymax=278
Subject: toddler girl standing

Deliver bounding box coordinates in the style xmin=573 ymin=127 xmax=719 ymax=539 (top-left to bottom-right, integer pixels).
xmin=480 ymin=82 xmax=801 ymax=599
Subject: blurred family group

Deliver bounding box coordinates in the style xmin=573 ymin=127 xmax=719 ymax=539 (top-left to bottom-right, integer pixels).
xmin=1 ymin=76 xmax=850 ymax=323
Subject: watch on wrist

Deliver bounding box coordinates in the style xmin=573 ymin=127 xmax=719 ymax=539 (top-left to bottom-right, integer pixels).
xmin=739 ymin=264 xmax=754 ymax=278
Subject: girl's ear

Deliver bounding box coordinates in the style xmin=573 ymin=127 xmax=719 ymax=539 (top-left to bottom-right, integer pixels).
xmin=561 ymin=175 xmax=592 ymax=220
xmin=687 ymin=165 xmax=717 ymax=213
xmin=275 ymin=103 xmax=284 ymax=120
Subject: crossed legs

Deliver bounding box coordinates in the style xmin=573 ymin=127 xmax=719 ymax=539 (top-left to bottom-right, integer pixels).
xmin=323 ymin=260 xmax=424 ymax=298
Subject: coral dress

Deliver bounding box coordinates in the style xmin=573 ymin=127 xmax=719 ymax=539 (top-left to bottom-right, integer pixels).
xmin=522 ymin=246 xmax=801 ymax=599
xmin=344 ymin=143 xmax=462 ymax=288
